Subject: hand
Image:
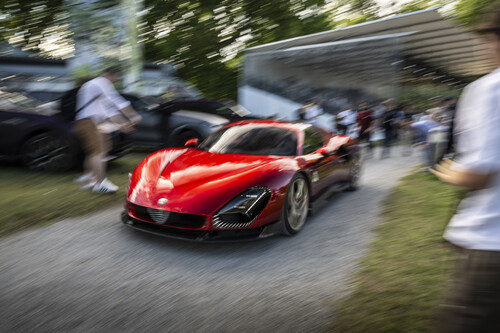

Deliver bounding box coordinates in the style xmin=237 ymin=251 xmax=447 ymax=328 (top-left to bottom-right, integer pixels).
xmin=120 ymin=122 xmax=135 ymax=134
xmin=430 ymin=159 xmax=494 ymax=190
xmin=129 ymin=114 xmax=142 ymax=125
xmin=429 ymin=159 xmax=456 ymax=183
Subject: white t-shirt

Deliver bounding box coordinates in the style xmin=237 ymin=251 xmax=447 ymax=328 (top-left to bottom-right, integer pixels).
xmin=305 ymin=105 xmax=322 ymax=126
xmin=76 ymin=76 xmax=131 ymax=124
xmin=444 ymin=68 xmax=500 ymax=251
xmin=337 ymin=109 xmax=357 ymax=126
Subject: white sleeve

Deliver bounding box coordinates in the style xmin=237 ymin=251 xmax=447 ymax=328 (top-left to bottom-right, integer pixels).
xmin=98 ymin=78 xmax=131 ymax=116
xmin=454 ymin=81 xmax=500 ymax=173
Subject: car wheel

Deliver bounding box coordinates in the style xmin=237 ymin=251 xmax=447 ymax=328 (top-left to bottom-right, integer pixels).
xmin=282 ymin=173 xmax=310 ymax=236
xmin=346 ymin=154 xmax=361 ymax=191
xmin=175 ymin=130 xmax=202 ymax=147
xmin=21 ymin=132 xmax=77 ymax=172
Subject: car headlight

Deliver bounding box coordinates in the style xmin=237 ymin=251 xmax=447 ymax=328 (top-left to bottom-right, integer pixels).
xmin=212 ymin=186 xmax=271 ymax=230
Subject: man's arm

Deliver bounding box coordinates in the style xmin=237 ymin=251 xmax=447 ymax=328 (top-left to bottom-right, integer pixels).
xmin=431 ymin=81 xmax=500 ymax=191
xmin=117 ymin=105 xmax=142 ymax=124
xmin=99 ymin=78 xmax=142 ymax=124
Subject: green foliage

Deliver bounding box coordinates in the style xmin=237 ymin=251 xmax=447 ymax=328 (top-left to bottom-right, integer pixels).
xmin=397 ymin=0 xmax=441 ymax=14
xmin=348 ymin=0 xmax=380 ymax=17
xmin=398 ymin=83 xmax=461 ymax=111
xmin=143 ymin=0 xmax=332 ymax=100
xmin=455 ymin=0 xmax=498 ymax=26
xmin=0 ymin=0 xmax=65 ymax=46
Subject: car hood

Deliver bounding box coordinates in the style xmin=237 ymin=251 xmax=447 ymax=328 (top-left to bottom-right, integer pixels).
xmin=172 ymin=110 xmax=229 ymax=126
xmin=128 ymin=148 xmax=296 ymax=215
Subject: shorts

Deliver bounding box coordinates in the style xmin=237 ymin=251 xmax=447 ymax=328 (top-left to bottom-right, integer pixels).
xmin=73 ymin=118 xmax=111 ymax=156
xmin=439 ymin=249 xmax=500 ymax=332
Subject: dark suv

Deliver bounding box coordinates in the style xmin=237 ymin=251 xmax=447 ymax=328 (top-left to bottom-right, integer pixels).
xmin=0 ymin=90 xmax=129 ymax=172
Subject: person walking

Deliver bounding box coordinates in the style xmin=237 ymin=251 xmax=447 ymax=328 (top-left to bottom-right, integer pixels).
xmin=73 ymin=66 xmax=141 ymax=194
xmin=336 ymin=104 xmax=357 ymax=135
xmin=411 ymin=113 xmax=440 ymax=171
xmin=399 ymin=104 xmax=416 ymax=156
xmin=356 ymin=101 xmax=374 ymax=156
xmin=381 ymin=99 xmax=398 ymax=158
xmin=431 ymin=3 xmax=500 ymax=331
xmin=304 ymin=99 xmax=323 ymax=127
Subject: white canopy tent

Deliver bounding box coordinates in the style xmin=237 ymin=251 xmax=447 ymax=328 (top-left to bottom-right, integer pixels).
xmin=239 ymin=8 xmax=496 ymax=120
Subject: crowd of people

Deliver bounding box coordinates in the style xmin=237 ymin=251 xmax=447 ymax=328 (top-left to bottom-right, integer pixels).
xmin=330 ymin=97 xmax=457 ymax=165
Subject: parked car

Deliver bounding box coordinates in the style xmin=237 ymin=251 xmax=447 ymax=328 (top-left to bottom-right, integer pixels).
xmin=0 ymin=90 xmax=130 ymax=172
xmin=122 ymin=94 xmax=230 ymax=148
xmin=159 ymin=99 xmax=257 ymax=122
xmin=122 ymin=120 xmax=361 ymax=241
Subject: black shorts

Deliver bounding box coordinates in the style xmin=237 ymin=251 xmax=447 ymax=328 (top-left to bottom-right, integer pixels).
xmin=439 ymin=249 xmax=500 ymax=332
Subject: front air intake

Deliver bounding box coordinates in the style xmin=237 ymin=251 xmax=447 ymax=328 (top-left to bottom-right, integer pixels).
xmin=129 ymin=203 xmax=205 ymax=228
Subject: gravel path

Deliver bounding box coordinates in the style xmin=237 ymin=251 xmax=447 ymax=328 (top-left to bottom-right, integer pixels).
xmin=0 ymin=147 xmax=420 ymax=333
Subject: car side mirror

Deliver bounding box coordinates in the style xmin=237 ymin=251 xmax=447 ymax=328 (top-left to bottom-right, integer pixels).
xmin=318 ymin=147 xmax=336 ymax=156
xmin=184 ymin=138 xmax=199 ymax=147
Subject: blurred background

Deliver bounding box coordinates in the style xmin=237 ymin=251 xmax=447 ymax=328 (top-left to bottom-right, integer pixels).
xmin=0 ymin=0 xmax=495 ymax=105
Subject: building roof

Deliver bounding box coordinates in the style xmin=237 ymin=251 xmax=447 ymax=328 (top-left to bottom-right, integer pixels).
xmin=244 ymin=8 xmax=496 ymax=83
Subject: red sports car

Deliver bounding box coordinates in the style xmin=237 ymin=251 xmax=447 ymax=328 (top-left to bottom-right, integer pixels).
xmin=122 ymin=120 xmax=360 ymax=241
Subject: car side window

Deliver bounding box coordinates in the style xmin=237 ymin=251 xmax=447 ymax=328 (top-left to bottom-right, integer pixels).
xmin=303 ymin=126 xmax=325 ymax=155
xmin=214 ymin=106 xmax=234 ymax=115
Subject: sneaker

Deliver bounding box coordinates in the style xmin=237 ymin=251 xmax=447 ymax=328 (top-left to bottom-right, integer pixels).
xmin=92 ymin=178 xmax=119 ymax=194
xmin=74 ymin=173 xmax=93 ymax=184
xmin=80 ymin=181 xmax=97 ymax=191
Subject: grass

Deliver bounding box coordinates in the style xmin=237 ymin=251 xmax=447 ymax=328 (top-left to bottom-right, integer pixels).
xmin=0 ymin=151 xmax=149 ymax=237
xmin=329 ymin=171 xmax=466 ymax=333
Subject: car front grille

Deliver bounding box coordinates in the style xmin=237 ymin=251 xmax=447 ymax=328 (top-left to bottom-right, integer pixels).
xmin=129 ymin=203 xmax=206 ymax=229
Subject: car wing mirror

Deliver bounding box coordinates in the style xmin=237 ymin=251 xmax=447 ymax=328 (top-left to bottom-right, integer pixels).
xmin=317 ymin=147 xmax=336 ymax=156
xmin=184 ymin=138 xmax=199 ymax=147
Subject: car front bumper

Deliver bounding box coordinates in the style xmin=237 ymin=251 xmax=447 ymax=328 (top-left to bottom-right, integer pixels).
xmin=121 ymin=211 xmax=280 ymax=242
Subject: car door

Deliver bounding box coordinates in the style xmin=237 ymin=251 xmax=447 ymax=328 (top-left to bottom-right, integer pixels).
xmin=124 ymin=97 xmax=165 ymax=147
xmin=301 ymin=126 xmax=340 ymax=197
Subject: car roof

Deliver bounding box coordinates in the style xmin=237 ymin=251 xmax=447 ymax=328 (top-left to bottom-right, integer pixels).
xmin=224 ymin=119 xmax=313 ymax=134
xmin=165 ymin=99 xmax=223 ymax=104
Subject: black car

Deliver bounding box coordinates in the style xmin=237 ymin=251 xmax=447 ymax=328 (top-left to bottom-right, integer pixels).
xmin=122 ymin=94 xmax=231 ymax=148
xmin=159 ymin=99 xmax=256 ymax=122
xmin=0 ymin=90 xmax=129 ymax=172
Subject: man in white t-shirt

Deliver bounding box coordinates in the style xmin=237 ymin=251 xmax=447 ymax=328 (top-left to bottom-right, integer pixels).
xmin=304 ymin=100 xmax=323 ymax=127
xmin=431 ymin=5 xmax=500 ymax=331
xmin=336 ymin=105 xmax=357 ymax=135
xmin=73 ymin=66 xmax=141 ymax=194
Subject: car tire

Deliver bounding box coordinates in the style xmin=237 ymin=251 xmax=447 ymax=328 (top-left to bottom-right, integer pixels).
xmin=175 ymin=130 xmax=202 ymax=147
xmin=21 ymin=131 xmax=77 ymax=172
xmin=346 ymin=154 xmax=361 ymax=191
xmin=281 ymin=173 xmax=310 ymax=236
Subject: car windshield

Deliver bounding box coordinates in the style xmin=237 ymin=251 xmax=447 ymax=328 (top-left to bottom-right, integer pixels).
xmin=199 ymin=124 xmax=297 ymax=156
xmin=122 ymin=94 xmax=160 ymax=112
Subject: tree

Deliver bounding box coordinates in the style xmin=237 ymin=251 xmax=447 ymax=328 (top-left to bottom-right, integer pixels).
xmin=143 ymin=0 xmax=332 ymax=100
xmin=1 ymin=0 xmax=493 ymax=99
xmin=455 ymin=0 xmax=498 ymax=26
